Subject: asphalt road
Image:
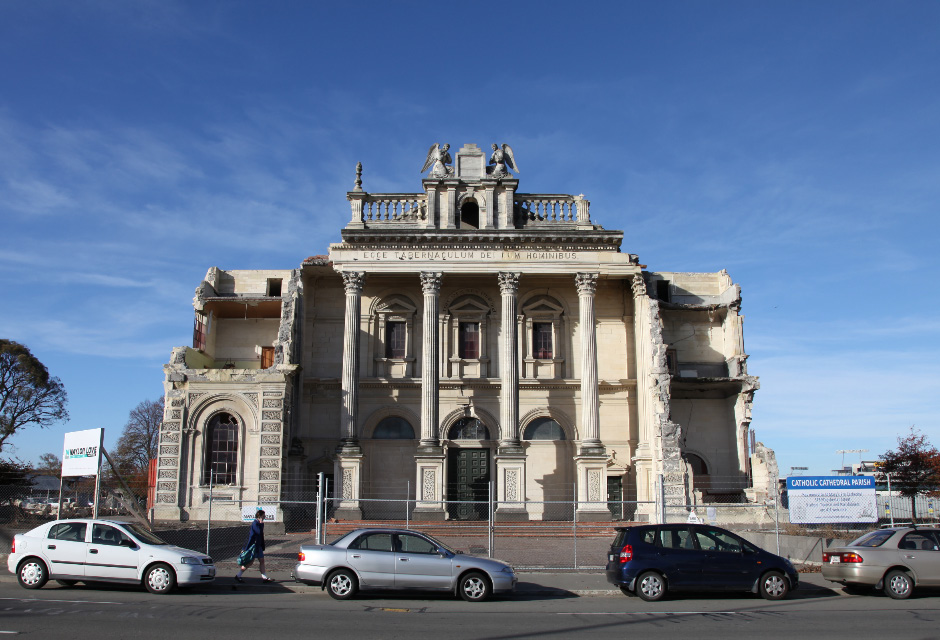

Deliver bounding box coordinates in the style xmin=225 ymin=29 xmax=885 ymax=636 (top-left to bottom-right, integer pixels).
xmin=1 ymin=579 xmax=938 ymax=640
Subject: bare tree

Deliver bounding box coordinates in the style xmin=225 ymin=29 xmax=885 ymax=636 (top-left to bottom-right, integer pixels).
xmin=113 ymin=398 xmax=164 ymax=475
xmin=35 ymin=452 xmax=62 ymax=475
xmin=0 ymin=340 xmax=69 ymax=452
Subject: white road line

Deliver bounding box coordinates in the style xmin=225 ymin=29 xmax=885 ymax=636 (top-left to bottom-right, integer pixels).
xmin=0 ymin=597 xmax=123 ymax=605
xmin=557 ymin=612 xmax=749 ymax=616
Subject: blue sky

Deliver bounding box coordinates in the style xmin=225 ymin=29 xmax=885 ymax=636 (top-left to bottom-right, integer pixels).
xmin=1 ymin=1 xmax=937 ymax=478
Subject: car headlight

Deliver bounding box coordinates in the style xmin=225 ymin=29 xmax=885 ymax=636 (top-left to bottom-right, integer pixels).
xmin=180 ymin=556 xmax=202 ymax=565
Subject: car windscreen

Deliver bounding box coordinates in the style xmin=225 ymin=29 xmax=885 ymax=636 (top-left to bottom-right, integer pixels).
xmin=848 ymin=530 xmax=895 ymax=548
xmin=121 ymin=523 xmax=169 ymax=545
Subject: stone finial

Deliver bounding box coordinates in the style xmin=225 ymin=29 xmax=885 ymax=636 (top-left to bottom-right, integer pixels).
xmin=631 ymin=274 xmax=648 ymax=298
xmin=354 ymin=162 xmax=362 ymax=191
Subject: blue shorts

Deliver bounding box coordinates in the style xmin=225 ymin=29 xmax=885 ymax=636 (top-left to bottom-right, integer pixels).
xmin=254 ymin=549 xmax=264 ymax=559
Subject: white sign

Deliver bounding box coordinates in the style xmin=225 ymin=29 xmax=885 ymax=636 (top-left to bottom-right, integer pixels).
xmin=241 ymin=505 xmax=277 ymax=522
xmin=787 ymin=476 xmax=877 ymax=524
xmin=61 ymin=428 xmax=104 ymax=477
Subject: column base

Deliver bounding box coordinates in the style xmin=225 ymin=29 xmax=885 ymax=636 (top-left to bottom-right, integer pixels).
xmin=576 ymin=508 xmax=612 ymax=522
xmin=332 ymin=506 xmax=363 ymax=520
xmin=411 ymin=508 xmax=447 ymax=522
xmin=494 ymin=508 xmax=529 ymax=522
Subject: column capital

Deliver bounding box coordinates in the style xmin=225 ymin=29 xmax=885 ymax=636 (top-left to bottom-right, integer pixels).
xmin=497 ymin=272 xmax=521 ymax=295
xmin=342 ymin=271 xmax=366 ymax=294
xmin=631 ymin=274 xmax=648 ymax=298
xmin=420 ymin=271 xmax=443 ymax=294
xmin=575 ymin=272 xmax=599 ymax=296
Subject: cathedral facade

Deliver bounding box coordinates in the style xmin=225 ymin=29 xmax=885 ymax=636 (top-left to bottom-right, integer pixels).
xmin=152 ymin=143 xmax=768 ymax=523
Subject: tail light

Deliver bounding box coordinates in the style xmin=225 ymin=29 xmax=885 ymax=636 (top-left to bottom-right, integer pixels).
xmin=10 ymin=540 xmax=14 ymax=554
xmin=823 ymin=551 xmax=863 ymax=563
xmin=619 ymin=544 xmax=633 ymax=563
xmin=297 ymin=551 xmax=305 ymax=562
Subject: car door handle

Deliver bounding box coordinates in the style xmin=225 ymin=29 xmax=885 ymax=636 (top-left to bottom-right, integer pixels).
xmin=90 ymin=549 xmax=98 ymax=554
xmin=47 ymin=545 xmax=56 ymax=550
xmin=399 ymin=558 xmax=409 ymax=562
xmin=351 ymin=554 xmax=361 ymax=558
xmin=904 ymin=554 xmax=916 ymax=559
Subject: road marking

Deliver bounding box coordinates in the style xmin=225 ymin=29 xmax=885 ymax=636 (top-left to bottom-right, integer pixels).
xmin=380 ymin=608 xmax=412 ymax=613
xmin=557 ymin=612 xmax=751 ymax=616
xmin=0 ymin=632 xmax=19 ymax=635
xmin=0 ymin=598 xmax=123 ymax=605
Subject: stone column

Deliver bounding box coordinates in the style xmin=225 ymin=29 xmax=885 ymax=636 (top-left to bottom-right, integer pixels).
xmin=575 ymin=272 xmax=603 ymax=452
xmin=498 ymin=272 xmax=521 ymax=447
xmin=339 ymin=271 xmax=366 ymax=451
xmin=419 ymin=272 xmax=442 ymax=447
xmin=413 ymin=272 xmax=446 ymax=521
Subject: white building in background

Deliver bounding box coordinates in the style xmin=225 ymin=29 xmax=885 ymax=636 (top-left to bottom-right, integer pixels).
xmin=153 ymin=143 xmax=776 ymax=523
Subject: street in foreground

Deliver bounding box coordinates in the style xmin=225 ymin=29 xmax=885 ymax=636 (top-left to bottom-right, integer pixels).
xmin=0 ymin=575 xmax=938 ymax=640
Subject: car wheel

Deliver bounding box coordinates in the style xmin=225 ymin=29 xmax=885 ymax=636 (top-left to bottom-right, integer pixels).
xmin=884 ymin=570 xmax=913 ymax=600
xmin=635 ymin=571 xmax=666 ymax=602
xmin=759 ymin=571 xmax=790 ymax=600
xmin=144 ymin=563 xmax=177 ymax=594
xmin=619 ymin=585 xmax=635 ymax=597
xmin=458 ymin=572 xmax=492 ymax=602
xmin=56 ymin=580 xmax=78 ymax=587
xmin=17 ymin=558 xmax=48 ymax=589
xmin=326 ymin=569 xmax=358 ymax=600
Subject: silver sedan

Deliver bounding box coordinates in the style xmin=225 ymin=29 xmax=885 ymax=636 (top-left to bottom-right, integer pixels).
xmin=822 ymin=527 xmax=940 ymax=598
xmin=293 ymin=528 xmax=516 ymax=601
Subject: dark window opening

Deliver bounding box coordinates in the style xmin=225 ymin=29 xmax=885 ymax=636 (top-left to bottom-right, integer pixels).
xmin=448 ymin=418 xmax=490 ymax=440
xmin=386 ymin=321 xmax=406 ymax=358
xmin=533 ymin=322 xmax=553 ymax=358
xmin=523 ymin=417 xmax=565 ymax=440
xmin=665 ymin=349 xmax=678 ymax=374
xmin=193 ymin=315 xmax=207 ymax=351
xmin=373 ymin=416 xmax=415 ymax=439
xmin=459 ymin=201 xmax=480 ymax=229
xmin=205 ymin=413 xmax=239 ymax=485
xmin=459 ymin=322 xmax=480 ymax=359
xmin=655 ymin=280 xmax=670 ymax=302
xmin=267 ymin=279 xmax=283 ymax=297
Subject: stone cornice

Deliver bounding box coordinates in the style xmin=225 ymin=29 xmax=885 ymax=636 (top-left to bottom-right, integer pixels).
xmin=338 ymin=229 xmax=629 ymax=254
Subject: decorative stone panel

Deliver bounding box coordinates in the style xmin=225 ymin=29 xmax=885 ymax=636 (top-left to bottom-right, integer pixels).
xmin=170 ymin=410 xmax=182 ymax=420
xmin=263 ymin=391 xmax=281 ymax=397
xmin=588 ymin=470 xmax=602 ymax=502
xmin=160 ymin=445 xmax=179 ymax=456
xmin=260 ymin=446 xmax=280 ymax=457
xmin=260 ymin=484 xmax=279 ymax=492
xmin=157 ymin=494 xmax=175 ymax=503
xmin=162 ymin=432 xmax=180 ymax=443
xmin=261 ymin=423 xmax=281 ymax=432
xmin=260 ymin=471 xmax=279 ymax=481
xmin=422 ymin=469 xmax=435 ymax=501
xmin=343 ymin=469 xmax=354 ymax=500
xmin=262 ymin=410 xmax=280 ymax=421
xmin=244 ymin=393 xmax=258 ymax=409
xmin=505 ymin=469 xmax=518 ymax=501
xmin=262 ymin=399 xmax=282 ymax=408
xmin=157 ymin=482 xmax=175 ymax=492
xmin=158 ymin=469 xmax=177 ymax=479
xmin=261 ymin=435 xmax=280 ymax=445
xmin=171 ymin=398 xmax=184 ymax=407
xmin=260 ymin=459 xmax=279 ymax=468
xmin=163 ymin=422 xmax=181 ymax=431
xmin=189 ymin=392 xmax=205 ymax=402
xmin=159 ymin=457 xmax=178 ymax=468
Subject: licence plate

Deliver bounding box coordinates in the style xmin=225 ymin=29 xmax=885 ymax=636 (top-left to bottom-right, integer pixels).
xmin=830 ymin=557 xmax=840 ymax=564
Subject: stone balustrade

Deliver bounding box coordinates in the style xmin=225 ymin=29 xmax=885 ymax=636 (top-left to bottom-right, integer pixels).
xmin=356 ymin=194 xmax=426 ymax=223
xmin=514 ymin=194 xmax=590 ymax=225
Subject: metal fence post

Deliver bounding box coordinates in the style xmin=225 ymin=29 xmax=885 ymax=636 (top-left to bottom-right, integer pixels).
xmin=206 ymin=471 xmax=213 ymax=555
xmin=573 ymin=482 xmax=578 ymax=569
xmin=315 ymin=472 xmax=324 ymax=545
xmin=658 ymin=474 xmax=666 ymax=524
xmin=488 ymin=481 xmax=494 ymax=559
xmin=773 ymin=473 xmax=780 ymax=556
xmin=886 ymin=473 xmax=895 ymax=527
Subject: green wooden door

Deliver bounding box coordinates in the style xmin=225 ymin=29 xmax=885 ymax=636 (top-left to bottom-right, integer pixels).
xmin=448 ymin=449 xmax=490 ymax=520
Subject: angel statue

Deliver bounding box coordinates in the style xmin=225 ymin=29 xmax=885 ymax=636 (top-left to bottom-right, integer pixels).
xmin=488 ymin=143 xmax=520 ymax=177
xmin=420 ymin=143 xmax=454 ymax=177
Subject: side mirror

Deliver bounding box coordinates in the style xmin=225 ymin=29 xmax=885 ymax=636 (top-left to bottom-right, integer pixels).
xmin=121 ymin=539 xmax=138 ymax=549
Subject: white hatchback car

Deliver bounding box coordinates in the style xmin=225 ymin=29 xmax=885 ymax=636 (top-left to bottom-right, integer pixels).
xmin=8 ymin=519 xmax=215 ymax=594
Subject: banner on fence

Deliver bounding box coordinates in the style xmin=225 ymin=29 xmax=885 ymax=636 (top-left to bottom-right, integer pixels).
xmin=61 ymin=428 xmax=104 ymax=477
xmin=787 ymin=475 xmax=877 ymax=523
xmin=241 ymin=505 xmax=278 ymax=522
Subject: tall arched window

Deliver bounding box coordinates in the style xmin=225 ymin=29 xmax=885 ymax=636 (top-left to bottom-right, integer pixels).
xmin=372 ymin=417 xmax=415 ymax=439
xmin=523 ymin=417 xmax=566 ymax=440
xmin=204 ymin=413 xmax=238 ymax=485
xmin=448 ymin=418 xmax=489 ymax=440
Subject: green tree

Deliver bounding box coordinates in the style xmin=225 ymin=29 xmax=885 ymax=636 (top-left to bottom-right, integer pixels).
xmin=879 ymin=426 xmax=940 ymax=521
xmin=0 ymin=340 xmax=69 ymax=451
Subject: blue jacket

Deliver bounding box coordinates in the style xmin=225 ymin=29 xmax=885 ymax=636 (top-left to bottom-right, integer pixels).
xmin=244 ymin=519 xmax=265 ymax=551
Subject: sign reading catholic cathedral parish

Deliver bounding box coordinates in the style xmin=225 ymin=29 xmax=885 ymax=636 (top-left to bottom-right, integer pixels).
xmin=154 ymin=141 xmax=774 ymax=526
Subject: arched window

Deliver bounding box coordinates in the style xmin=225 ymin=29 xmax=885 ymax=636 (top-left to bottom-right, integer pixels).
xmin=684 ymin=453 xmax=708 ymax=476
xmin=523 ymin=417 xmax=566 ymax=441
xmin=448 ymin=418 xmax=489 ymax=440
xmin=459 ymin=201 xmax=479 ymax=229
xmin=204 ymin=413 xmax=238 ymax=485
xmin=373 ymin=417 xmax=415 ymax=439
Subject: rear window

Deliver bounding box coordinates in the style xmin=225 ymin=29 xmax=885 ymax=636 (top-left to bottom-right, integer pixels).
xmin=849 ymin=530 xmax=895 ymax=548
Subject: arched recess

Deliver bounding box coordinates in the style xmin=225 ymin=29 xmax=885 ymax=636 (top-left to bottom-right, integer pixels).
xmin=186 ymin=393 xmax=258 ymax=499
xmin=683 ymin=451 xmax=711 ymax=493
xmin=440 ymin=406 xmax=500 ymax=442
xmin=360 ymin=407 xmax=420 ymax=502
xmin=457 ymin=192 xmax=486 ymax=230
xmin=520 ymin=408 xmax=576 ymax=512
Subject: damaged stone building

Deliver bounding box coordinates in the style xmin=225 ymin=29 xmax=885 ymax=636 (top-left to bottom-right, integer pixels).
xmin=153 ymin=143 xmax=774 ymax=523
